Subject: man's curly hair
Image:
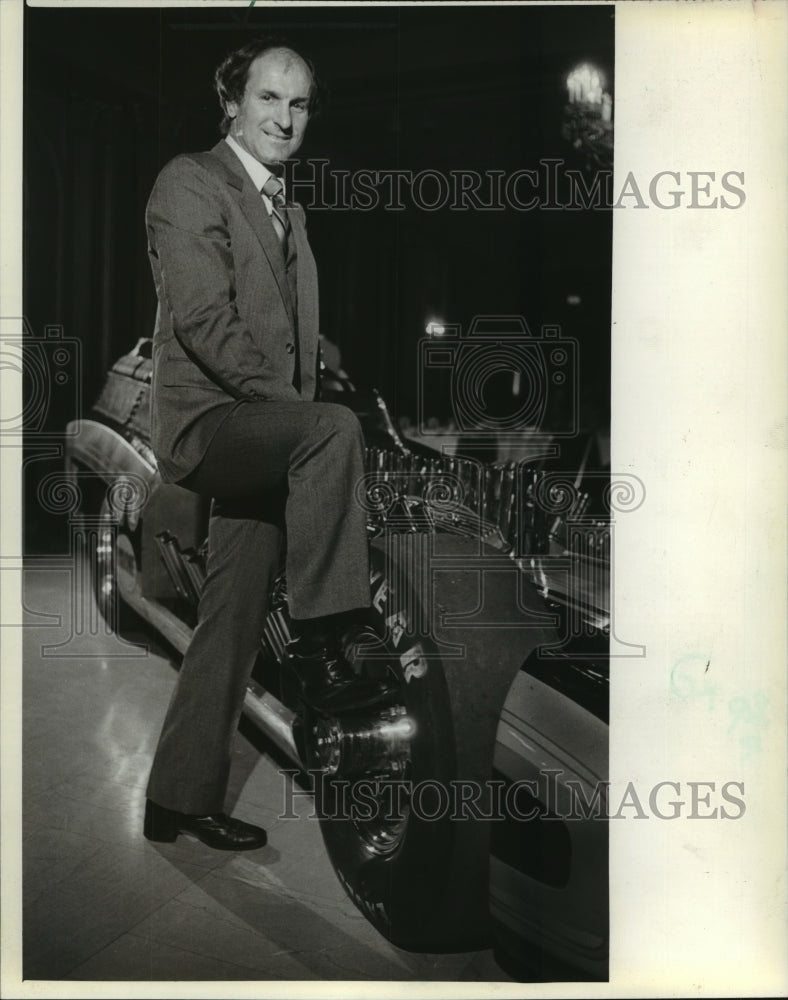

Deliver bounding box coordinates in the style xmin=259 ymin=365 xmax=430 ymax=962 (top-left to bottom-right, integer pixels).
xmin=214 ymin=36 xmax=323 ymax=135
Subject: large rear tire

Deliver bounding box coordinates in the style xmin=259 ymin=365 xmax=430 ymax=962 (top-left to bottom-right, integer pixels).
xmin=305 ymin=533 xmax=556 ymax=951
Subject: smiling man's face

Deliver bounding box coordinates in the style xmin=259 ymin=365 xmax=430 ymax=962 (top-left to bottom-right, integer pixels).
xmin=227 ymin=47 xmax=312 ymax=166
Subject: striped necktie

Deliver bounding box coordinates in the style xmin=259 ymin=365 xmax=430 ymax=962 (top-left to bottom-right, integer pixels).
xmin=261 ymin=175 xmax=292 ymax=257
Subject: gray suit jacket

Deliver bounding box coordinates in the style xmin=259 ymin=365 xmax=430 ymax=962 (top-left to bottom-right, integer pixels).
xmin=146 ymin=140 xmax=320 ymax=483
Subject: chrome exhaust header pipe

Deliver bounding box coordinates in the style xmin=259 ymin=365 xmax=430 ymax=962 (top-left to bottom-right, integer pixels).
xmin=243 ymin=685 xmax=302 ymax=768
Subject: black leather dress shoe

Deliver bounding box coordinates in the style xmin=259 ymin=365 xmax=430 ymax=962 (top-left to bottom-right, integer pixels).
xmin=284 ymin=632 xmax=396 ymax=713
xmin=143 ymin=799 xmax=267 ymax=851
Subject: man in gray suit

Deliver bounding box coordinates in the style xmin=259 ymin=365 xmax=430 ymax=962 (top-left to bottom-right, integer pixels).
xmin=143 ymin=39 xmax=388 ymax=851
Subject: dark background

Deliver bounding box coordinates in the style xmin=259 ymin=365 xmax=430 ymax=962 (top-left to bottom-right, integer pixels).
xmin=23 ymin=3 xmax=613 ymax=550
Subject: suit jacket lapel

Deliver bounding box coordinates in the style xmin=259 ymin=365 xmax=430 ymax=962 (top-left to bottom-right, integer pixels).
xmin=209 ymin=141 xmax=296 ymax=329
xmin=289 ymin=206 xmax=318 ymax=340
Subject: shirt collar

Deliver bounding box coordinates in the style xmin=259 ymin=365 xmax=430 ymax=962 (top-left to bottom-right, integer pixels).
xmin=224 ymin=134 xmax=285 ymax=200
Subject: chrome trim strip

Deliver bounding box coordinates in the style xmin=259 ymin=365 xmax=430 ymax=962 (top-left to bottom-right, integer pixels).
xmin=242 ymin=686 xmax=302 ymax=767
xmin=122 ymin=589 xmax=302 ymax=768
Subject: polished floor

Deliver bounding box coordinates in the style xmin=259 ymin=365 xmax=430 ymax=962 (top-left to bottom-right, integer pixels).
xmin=21 ymin=558 xmax=512 ymax=983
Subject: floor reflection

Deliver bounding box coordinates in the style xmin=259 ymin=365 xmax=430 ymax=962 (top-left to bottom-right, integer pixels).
xmin=21 ymin=559 xmax=510 ymax=982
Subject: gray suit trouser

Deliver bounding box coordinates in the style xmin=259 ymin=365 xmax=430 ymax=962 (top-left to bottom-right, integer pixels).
xmin=146 ymin=399 xmax=371 ymax=814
